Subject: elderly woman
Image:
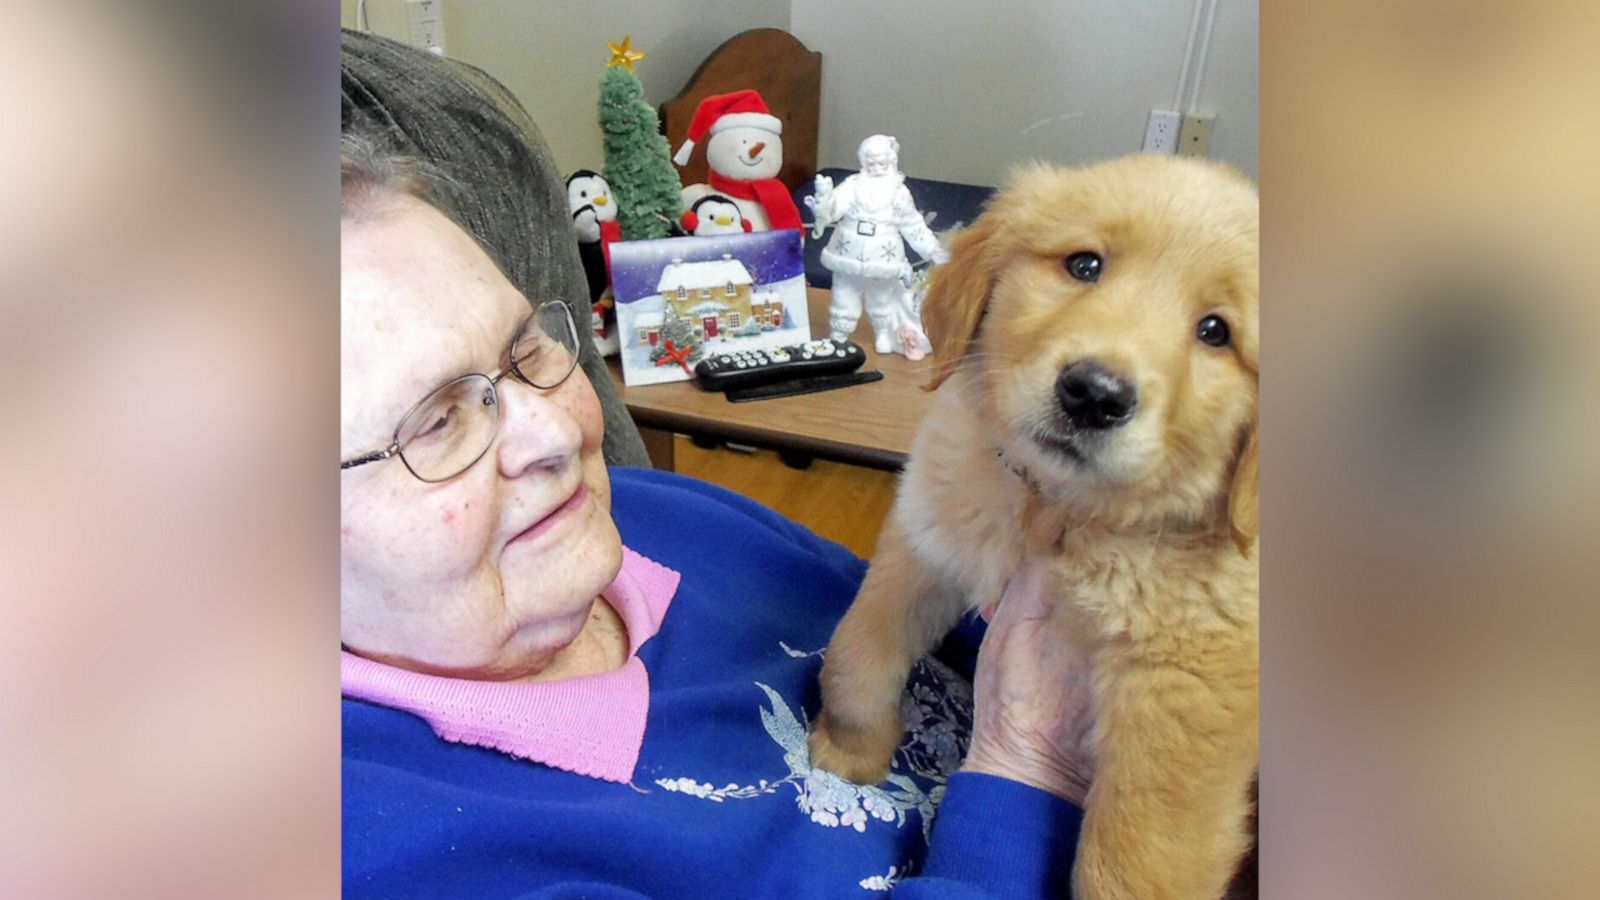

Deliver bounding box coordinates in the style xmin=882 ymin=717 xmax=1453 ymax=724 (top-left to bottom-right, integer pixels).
xmin=339 ymin=133 xmax=1096 ymax=898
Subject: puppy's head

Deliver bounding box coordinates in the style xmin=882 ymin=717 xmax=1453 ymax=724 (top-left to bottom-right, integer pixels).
xmin=924 ymin=156 xmax=1259 ymax=550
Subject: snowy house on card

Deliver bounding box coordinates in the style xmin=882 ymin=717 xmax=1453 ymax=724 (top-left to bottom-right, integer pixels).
xmin=656 ymin=254 xmax=785 ymax=340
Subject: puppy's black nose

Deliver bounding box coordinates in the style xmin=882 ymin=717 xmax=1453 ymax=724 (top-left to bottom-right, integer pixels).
xmin=1056 ymin=361 xmax=1138 ymax=430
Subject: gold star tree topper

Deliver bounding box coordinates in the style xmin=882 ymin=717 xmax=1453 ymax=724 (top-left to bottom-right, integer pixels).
xmin=606 ymin=35 xmax=646 ymax=72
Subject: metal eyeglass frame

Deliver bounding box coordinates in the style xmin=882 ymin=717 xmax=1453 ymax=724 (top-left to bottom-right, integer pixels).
xmin=339 ymin=301 xmax=580 ymax=483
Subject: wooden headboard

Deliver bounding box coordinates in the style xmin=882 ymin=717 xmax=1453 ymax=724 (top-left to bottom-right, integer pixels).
xmin=659 ymin=29 xmax=822 ymax=193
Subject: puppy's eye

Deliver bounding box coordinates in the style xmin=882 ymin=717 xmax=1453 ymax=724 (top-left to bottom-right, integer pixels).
xmin=1196 ymin=314 xmax=1231 ymax=347
xmin=1064 ymin=252 xmax=1103 ymax=283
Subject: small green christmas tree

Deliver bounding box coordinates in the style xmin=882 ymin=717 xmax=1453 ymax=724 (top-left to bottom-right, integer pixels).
xmin=649 ymin=304 xmax=704 ymax=365
xmin=598 ymin=37 xmax=683 ymax=241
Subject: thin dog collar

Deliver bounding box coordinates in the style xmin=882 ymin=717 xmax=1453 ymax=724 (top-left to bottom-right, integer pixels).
xmin=995 ymin=446 xmax=1045 ymax=497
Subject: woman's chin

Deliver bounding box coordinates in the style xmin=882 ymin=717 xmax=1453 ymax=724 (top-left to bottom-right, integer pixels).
xmin=486 ymin=480 xmax=625 ymax=681
xmin=491 ymin=607 xmax=586 ymax=674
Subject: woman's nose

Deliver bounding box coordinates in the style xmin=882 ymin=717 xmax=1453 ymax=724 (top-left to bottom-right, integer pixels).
xmin=495 ymin=381 xmax=584 ymax=477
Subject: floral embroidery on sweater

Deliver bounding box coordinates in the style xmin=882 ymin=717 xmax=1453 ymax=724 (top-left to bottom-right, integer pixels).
xmin=655 ymin=644 xmax=973 ymax=845
xmin=859 ymin=865 xmax=905 ymax=891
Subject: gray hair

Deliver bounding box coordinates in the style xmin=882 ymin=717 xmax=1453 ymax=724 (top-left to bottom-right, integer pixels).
xmin=340 ymin=130 xmax=463 ymax=225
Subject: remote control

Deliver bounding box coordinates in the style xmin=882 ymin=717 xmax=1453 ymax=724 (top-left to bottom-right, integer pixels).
xmin=694 ymin=339 xmax=866 ymax=392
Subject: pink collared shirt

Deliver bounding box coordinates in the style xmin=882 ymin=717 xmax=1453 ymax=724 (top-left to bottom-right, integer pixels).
xmin=341 ymin=547 xmax=680 ymax=783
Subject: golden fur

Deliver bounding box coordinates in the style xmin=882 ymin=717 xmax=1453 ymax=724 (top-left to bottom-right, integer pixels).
xmin=810 ymin=155 xmax=1259 ymax=899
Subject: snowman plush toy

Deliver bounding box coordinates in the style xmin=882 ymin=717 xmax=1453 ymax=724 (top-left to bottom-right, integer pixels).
xmin=681 ymin=194 xmax=752 ymax=236
xmin=673 ymin=90 xmax=802 ymax=233
xmin=566 ymin=169 xmax=621 ymax=354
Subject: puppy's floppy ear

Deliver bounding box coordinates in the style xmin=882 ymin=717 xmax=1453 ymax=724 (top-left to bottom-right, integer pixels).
xmin=922 ymin=214 xmax=998 ymax=391
xmin=1228 ymin=274 xmax=1259 ymax=556
xmin=1229 ymin=424 xmax=1259 ymax=556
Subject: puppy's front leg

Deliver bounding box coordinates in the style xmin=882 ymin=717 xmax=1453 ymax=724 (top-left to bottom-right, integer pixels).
xmin=1073 ymin=643 xmax=1259 ymax=900
xmin=810 ymin=520 xmax=963 ymax=784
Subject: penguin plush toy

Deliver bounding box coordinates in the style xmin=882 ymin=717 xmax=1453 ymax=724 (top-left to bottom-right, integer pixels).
xmin=681 ymin=194 xmax=752 ymax=237
xmin=566 ymin=170 xmax=620 ymax=302
xmin=566 ymin=170 xmax=622 ymax=355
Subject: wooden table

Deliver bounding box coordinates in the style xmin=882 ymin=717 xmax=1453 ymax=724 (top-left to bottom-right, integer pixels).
xmin=607 ymin=288 xmax=934 ymax=471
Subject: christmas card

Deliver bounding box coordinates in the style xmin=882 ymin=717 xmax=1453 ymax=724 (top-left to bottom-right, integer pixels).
xmin=612 ymin=230 xmax=811 ymax=386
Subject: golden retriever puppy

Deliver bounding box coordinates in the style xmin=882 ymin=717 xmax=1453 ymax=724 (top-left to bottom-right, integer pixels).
xmin=809 ymin=155 xmax=1259 ymax=899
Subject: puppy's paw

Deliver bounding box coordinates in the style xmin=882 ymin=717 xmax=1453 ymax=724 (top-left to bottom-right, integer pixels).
xmin=808 ymin=710 xmax=900 ymax=785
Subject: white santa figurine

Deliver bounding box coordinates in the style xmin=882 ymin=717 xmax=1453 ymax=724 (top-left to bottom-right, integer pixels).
xmin=681 ymin=194 xmax=752 ymax=236
xmin=673 ymin=90 xmax=803 ymax=234
xmin=807 ymin=135 xmax=948 ymax=358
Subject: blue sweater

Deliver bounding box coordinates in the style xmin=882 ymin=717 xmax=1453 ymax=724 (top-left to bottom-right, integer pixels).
xmin=344 ymin=468 xmax=1080 ymax=898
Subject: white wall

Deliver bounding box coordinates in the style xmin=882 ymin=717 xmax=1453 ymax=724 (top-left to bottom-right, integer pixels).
xmin=791 ymin=0 xmax=1256 ymax=185
xmin=436 ymin=0 xmax=790 ymax=174
xmin=346 ymin=0 xmax=1257 ymax=186
xmin=1189 ymin=0 xmax=1257 ymax=181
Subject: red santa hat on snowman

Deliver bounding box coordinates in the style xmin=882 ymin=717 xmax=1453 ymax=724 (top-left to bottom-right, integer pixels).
xmin=671 ymin=89 xmax=802 ymax=233
xmin=671 ymin=89 xmax=782 ymax=167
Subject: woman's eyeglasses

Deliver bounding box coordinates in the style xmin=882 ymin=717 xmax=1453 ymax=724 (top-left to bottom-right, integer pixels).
xmin=340 ymin=301 xmax=581 ymax=483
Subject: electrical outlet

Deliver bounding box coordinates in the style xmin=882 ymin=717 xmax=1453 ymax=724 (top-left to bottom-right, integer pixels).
xmin=1178 ymin=114 xmax=1215 ymax=158
xmin=1143 ymin=109 xmax=1182 ymax=154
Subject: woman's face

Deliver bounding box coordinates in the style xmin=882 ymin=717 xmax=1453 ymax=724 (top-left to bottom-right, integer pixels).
xmin=340 ymin=196 xmax=622 ymax=680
